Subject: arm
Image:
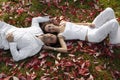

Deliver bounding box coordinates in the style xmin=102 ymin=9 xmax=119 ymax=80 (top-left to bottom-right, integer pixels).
xmin=74 ymin=23 xmax=95 ymax=28
xmin=43 ymin=35 xmax=67 ymax=53
xmin=9 ymin=42 xmax=41 ymax=61
xmin=57 ymin=34 xmax=67 ymax=53
xmin=31 ymin=16 xmax=50 ymax=27
xmin=6 ymin=33 xmax=42 ymax=61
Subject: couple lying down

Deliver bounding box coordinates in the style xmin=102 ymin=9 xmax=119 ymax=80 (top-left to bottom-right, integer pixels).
xmin=0 ymin=7 xmax=120 ymax=61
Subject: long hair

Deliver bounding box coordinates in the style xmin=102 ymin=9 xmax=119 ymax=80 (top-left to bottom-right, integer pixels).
xmin=49 ymin=36 xmax=60 ymax=47
xmin=39 ymin=22 xmax=50 ymax=33
xmin=39 ymin=22 xmax=58 ymax=35
xmin=39 ymin=22 xmax=60 ymax=47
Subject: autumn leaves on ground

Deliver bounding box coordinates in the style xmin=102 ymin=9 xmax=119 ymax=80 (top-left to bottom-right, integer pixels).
xmin=0 ymin=0 xmax=120 ymax=80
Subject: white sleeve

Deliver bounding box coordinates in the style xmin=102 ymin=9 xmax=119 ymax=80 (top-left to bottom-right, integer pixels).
xmin=31 ymin=16 xmax=50 ymax=28
xmin=9 ymin=42 xmax=42 ymax=61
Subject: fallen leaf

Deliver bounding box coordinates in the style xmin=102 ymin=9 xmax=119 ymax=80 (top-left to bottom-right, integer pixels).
xmin=95 ymin=65 xmax=103 ymax=72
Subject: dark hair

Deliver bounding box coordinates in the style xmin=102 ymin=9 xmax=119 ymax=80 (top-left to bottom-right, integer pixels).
xmin=39 ymin=22 xmax=50 ymax=34
xmin=49 ymin=36 xmax=60 ymax=47
xmin=40 ymin=36 xmax=60 ymax=52
xmin=39 ymin=22 xmax=58 ymax=35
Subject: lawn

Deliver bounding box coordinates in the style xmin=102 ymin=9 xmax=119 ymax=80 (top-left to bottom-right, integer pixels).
xmin=0 ymin=0 xmax=120 ymax=80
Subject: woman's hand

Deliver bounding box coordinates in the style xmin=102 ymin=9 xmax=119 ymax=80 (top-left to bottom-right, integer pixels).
xmin=60 ymin=20 xmax=66 ymax=26
xmin=89 ymin=23 xmax=95 ymax=28
xmin=43 ymin=45 xmax=53 ymax=50
xmin=50 ymin=17 xmax=60 ymax=25
xmin=6 ymin=33 xmax=14 ymax=42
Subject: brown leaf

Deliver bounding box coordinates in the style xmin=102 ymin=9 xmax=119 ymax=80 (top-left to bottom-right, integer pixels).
xmin=0 ymin=73 xmax=7 ymax=78
xmin=87 ymin=75 xmax=94 ymax=80
xmin=38 ymin=52 xmax=48 ymax=59
xmin=26 ymin=72 xmax=37 ymax=80
xmin=79 ymin=68 xmax=89 ymax=76
xmin=95 ymin=65 xmax=103 ymax=72
xmin=40 ymin=76 xmax=51 ymax=80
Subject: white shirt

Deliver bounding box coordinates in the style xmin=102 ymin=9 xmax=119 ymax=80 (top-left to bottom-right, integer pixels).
xmin=0 ymin=16 xmax=49 ymax=61
xmin=59 ymin=22 xmax=89 ymax=40
xmin=9 ymin=32 xmax=44 ymax=61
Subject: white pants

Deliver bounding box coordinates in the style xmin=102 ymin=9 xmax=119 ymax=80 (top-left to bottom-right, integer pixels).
xmin=92 ymin=7 xmax=116 ymax=28
xmin=88 ymin=8 xmax=120 ymax=44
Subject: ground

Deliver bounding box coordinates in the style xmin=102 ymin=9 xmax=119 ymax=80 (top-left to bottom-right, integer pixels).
xmin=0 ymin=0 xmax=120 ymax=80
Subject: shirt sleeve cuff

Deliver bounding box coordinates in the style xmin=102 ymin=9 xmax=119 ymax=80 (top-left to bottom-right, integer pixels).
xmin=9 ymin=42 xmax=17 ymax=47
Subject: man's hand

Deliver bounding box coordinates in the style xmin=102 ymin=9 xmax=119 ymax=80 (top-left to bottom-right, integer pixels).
xmin=6 ymin=33 xmax=14 ymax=42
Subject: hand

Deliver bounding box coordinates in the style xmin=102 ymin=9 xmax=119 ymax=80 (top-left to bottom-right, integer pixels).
xmin=43 ymin=45 xmax=52 ymax=50
xmin=6 ymin=33 xmax=14 ymax=42
xmin=50 ymin=17 xmax=59 ymax=25
xmin=89 ymin=24 xmax=95 ymax=28
xmin=57 ymin=34 xmax=63 ymax=38
xmin=60 ymin=20 xmax=66 ymax=26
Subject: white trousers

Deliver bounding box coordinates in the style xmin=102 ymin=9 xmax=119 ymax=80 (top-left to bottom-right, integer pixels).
xmin=92 ymin=7 xmax=115 ymax=28
xmin=88 ymin=7 xmax=120 ymax=44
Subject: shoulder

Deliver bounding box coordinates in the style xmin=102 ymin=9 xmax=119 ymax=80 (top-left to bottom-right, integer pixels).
xmin=58 ymin=33 xmax=65 ymax=39
xmin=60 ymin=20 xmax=67 ymax=26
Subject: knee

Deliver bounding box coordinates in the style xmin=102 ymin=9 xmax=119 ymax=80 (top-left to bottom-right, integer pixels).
xmin=105 ymin=7 xmax=114 ymax=14
xmin=111 ymin=19 xmax=118 ymax=23
xmin=110 ymin=19 xmax=119 ymax=28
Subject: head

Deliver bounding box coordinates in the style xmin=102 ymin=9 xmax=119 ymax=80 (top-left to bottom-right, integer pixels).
xmin=42 ymin=33 xmax=57 ymax=45
xmin=41 ymin=22 xmax=59 ymax=33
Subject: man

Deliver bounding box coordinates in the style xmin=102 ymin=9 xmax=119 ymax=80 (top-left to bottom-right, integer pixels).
xmin=0 ymin=16 xmax=55 ymax=61
xmin=6 ymin=32 xmax=57 ymax=62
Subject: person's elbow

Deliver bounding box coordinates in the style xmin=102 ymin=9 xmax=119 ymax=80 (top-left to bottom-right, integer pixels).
xmin=32 ymin=18 xmax=37 ymax=22
xmin=12 ymin=57 xmax=20 ymax=62
xmin=62 ymin=48 xmax=68 ymax=53
xmin=12 ymin=56 xmax=23 ymax=62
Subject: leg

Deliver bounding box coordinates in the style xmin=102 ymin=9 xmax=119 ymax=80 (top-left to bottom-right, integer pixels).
xmin=0 ymin=21 xmax=5 ymax=29
xmin=88 ymin=19 xmax=119 ymax=43
xmin=110 ymin=26 xmax=120 ymax=44
xmin=92 ymin=7 xmax=116 ymax=28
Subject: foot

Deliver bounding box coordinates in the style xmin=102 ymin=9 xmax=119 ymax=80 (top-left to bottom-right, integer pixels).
xmin=110 ymin=43 xmax=120 ymax=48
xmin=115 ymin=43 xmax=120 ymax=46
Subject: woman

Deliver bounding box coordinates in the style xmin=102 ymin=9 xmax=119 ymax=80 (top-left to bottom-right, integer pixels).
xmin=42 ymin=7 xmax=120 ymax=53
xmin=0 ymin=16 xmax=58 ymax=61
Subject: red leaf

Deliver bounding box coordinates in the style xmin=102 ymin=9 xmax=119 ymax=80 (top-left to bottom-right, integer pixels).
xmin=16 ymin=8 xmax=25 ymax=15
xmin=38 ymin=52 xmax=48 ymax=59
xmin=79 ymin=68 xmax=89 ymax=76
xmin=0 ymin=73 xmax=7 ymax=79
xmin=26 ymin=72 xmax=37 ymax=80
xmin=95 ymin=65 xmax=103 ymax=72
xmin=87 ymin=75 xmax=94 ymax=80
xmin=85 ymin=60 xmax=91 ymax=68
xmin=111 ymin=70 xmax=120 ymax=79
xmin=3 ymin=76 xmax=12 ymax=80
xmin=18 ymin=73 xmax=27 ymax=80
xmin=40 ymin=76 xmax=51 ymax=80
xmin=65 ymin=61 xmax=74 ymax=67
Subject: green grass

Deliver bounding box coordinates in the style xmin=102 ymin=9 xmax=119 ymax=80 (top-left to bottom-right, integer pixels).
xmin=0 ymin=0 xmax=120 ymax=79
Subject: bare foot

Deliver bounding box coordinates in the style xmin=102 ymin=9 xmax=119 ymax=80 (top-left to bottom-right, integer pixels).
xmin=115 ymin=43 xmax=120 ymax=46
xmin=111 ymin=43 xmax=120 ymax=48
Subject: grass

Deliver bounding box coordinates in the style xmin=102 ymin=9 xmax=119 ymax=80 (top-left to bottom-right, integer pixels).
xmin=0 ymin=0 xmax=120 ymax=79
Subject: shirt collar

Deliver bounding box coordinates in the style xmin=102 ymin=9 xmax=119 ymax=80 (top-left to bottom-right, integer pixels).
xmin=35 ymin=36 xmax=44 ymax=46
